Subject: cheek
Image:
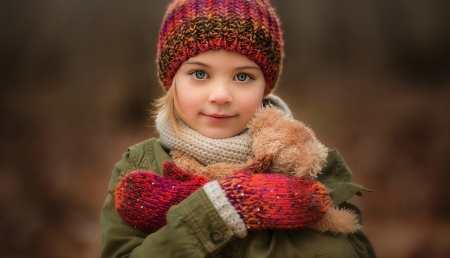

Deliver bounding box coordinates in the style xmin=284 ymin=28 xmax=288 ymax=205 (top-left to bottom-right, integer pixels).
xmin=174 ymin=79 xmax=201 ymax=114
xmin=244 ymin=100 xmax=262 ymax=117
xmin=237 ymin=90 xmax=264 ymax=117
xmin=177 ymin=96 xmax=198 ymax=116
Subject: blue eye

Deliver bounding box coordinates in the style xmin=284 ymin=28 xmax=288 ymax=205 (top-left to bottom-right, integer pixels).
xmin=192 ymin=70 xmax=207 ymax=79
xmin=234 ymin=73 xmax=251 ymax=82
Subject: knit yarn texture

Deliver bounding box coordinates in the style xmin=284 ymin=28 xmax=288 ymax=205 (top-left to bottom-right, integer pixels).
xmin=115 ymin=169 xmax=206 ymax=233
xmin=205 ymin=170 xmax=330 ymax=233
xmin=156 ymin=110 xmax=253 ymax=166
xmin=157 ymin=0 xmax=284 ymax=92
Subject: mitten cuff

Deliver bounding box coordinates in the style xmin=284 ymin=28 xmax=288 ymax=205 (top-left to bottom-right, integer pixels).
xmin=203 ymin=181 xmax=247 ymax=238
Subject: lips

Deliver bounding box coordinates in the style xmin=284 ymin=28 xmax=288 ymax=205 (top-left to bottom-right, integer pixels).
xmin=206 ymin=113 xmax=234 ymax=118
xmin=202 ymin=113 xmax=236 ymax=121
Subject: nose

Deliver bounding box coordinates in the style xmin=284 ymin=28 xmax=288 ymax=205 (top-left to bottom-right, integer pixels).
xmin=208 ymin=81 xmax=233 ymax=104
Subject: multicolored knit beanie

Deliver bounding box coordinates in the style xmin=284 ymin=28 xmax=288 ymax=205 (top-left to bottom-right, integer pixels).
xmin=157 ymin=0 xmax=284 ymax=94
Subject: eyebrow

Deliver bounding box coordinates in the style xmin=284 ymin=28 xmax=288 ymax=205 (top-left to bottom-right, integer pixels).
xmin=183 ymin=61 xmax=260 ymax=70
xmin=184 ymin=61 xmax=211 ymax=68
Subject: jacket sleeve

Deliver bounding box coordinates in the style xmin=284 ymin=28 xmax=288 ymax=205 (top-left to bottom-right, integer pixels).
xmin=315 ymin=150 xmax=376 ymax=258
xmin=100 ymin=144 xmax=236 ymax=258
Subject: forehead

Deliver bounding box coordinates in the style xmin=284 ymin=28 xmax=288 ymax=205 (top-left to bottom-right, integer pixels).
xmin=184 ymin=50 xmax=260 ymax=68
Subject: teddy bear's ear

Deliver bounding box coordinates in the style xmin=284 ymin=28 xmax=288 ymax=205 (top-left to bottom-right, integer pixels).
xmin=262 ymin=94 xmax=294 ymax=119
xmin=248 ymin=107 xmax=286 ymax=134
xmin=291 ymin=140 xmax=328 ymax=179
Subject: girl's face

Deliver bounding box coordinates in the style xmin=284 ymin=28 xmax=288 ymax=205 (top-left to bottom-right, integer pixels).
xmin=174 ymin=49 xmax=266 ymax=139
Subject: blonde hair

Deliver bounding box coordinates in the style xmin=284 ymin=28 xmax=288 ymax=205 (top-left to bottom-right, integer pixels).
xmin=152 ymin=83 xmax=184 ymax=139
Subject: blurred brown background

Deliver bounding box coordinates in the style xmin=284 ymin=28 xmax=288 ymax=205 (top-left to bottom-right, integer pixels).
xmin=1 ymin=0 xmax=449 ymax=257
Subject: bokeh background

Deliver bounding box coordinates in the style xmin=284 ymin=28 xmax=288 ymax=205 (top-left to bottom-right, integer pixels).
xmin=1 ymin=0 xmax=449 ymax=257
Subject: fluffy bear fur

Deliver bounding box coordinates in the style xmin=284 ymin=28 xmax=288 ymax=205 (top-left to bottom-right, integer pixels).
xmin=172 ymin=106 xmax=361 ymax=235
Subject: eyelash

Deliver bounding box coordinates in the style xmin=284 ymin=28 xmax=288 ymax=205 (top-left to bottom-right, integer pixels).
xmin=188 ymin=70 xmax=254 ymax=82
xmin=189 ymin=70 xmax=209 ymax=80
xmin=234 ymin=73 xmax=254 ymax=82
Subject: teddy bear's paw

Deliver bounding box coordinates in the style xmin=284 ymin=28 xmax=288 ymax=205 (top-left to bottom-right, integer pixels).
xmin=308 ymin=206 xmax=362 ymax=235
xmin=246 ymin=154 xmax=272 ymax=173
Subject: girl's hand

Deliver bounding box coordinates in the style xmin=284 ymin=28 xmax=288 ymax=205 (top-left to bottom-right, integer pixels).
xmin=115 ymin=168 xmax=207 ymax=233
xmin=163 ymin=161 xmax=210 ymax=184
xmin=205 ymin=170 xmax=330 ymax=234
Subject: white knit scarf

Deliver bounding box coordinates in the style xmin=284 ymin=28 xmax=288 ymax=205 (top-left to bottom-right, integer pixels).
xmin=155 ymin=94 xmax=292 ymax=166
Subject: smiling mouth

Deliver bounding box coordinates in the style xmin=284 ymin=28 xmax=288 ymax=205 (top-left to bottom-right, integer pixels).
xmin=202 ymin=113 xmax=236 ymax=120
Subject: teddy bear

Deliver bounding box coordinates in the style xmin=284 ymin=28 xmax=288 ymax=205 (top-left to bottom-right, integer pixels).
xmin=115 ymin=106 xmax=361 ymax=235
xmin=170 ymin=107 xmax=361 ymax=235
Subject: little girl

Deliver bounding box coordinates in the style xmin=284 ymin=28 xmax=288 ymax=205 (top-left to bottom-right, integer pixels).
xmin=100 ymin=0 xmax=376 ymax=257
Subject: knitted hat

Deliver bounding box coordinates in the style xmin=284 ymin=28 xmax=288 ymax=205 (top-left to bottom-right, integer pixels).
xmin=157 ymin=0 xmax=284 ymax=94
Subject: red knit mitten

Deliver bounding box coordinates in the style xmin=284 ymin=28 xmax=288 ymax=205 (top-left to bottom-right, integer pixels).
xmin=115 ymin=162 xmax=209 ymax=233
xmin=203 ymin=170 xmax=330 ymax=237
xmin=163 ymin=161 xmax=210 ymax=183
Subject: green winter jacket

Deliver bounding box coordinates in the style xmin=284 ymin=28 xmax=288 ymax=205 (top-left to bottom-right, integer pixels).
xmin=100 ymin=138 xmax=376 ymax=258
